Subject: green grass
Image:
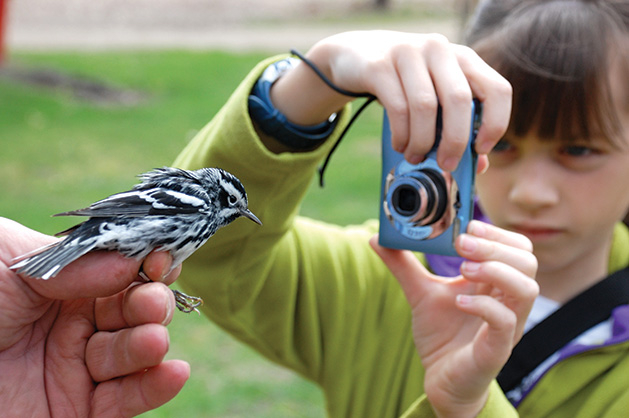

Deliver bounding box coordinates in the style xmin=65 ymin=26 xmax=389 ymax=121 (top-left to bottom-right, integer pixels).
xmin=0 ymin=50 xmax=383 ymax=416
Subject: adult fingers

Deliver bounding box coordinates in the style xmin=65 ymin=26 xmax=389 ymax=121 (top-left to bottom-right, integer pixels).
xmin=0 ymin=217 xmax=58 ymax=262
xmin=95 ymin=282 xmax=175 ymax=331
xmin=23 ymin=249 xmax=177 ymax=302
xmin=142 ymin=250 xmax=181 ymax=286
xmin=91 ymin=360 xmax=190 ymax=418
xmin=24 ymin=251 xmax=144 ymax=301
xmin=86 ymin=323 xmax=170 ymax=382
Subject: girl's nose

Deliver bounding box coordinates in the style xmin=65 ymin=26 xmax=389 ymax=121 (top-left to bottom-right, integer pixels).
xmin=508 ymin=158 xmax=560 ymax=214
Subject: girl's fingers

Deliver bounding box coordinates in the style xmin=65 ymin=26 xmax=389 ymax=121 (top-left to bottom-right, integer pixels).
xmin=369 ymin=235 xmax=437 ymax=307
xmin=452 ymin=44 xmax=513 ymax=155
xmin=460 ymin=260 xmax=539 ymax=305
xmin=425 ymin=37 xmax=475 ymax=171
xmin=371 ymin=71 xmax=413 ymax=157
xmin=460 ymin=260 xmax=539 ymax=340
xmin=455 ymin=226 xmax=538 ymax=308
xmin=465 ymin=220 xmax=534 ymax=253
xmin=458 ymin=221 xmax=538 ymax=280
xmin=456 ymin=221 xmax=539 ymax=339
xmin=393 ymin=41 xmax=439 ymax=163
xmin=455 ymin=294 xmax=518 ymax=365
xmin=456 ymin=233 xmax=537 ymax=278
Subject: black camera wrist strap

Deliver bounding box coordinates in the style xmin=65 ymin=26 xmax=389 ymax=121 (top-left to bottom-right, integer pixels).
xmin=289 ymin=49 xmax=377 ymax=187
xmin=497 ymin=265 xmax=629 ymax=393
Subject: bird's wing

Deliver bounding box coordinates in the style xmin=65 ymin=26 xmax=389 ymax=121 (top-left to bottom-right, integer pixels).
xmin=54 ymin=188 xmax=209 ymax=218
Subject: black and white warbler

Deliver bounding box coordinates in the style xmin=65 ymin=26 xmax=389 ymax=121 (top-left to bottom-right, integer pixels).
xmin=10 ymin=166 xmax=261 ymax=313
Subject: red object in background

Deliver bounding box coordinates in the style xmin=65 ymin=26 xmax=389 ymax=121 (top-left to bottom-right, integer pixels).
xmin=0 ymin=0 xmax=7 ymax=65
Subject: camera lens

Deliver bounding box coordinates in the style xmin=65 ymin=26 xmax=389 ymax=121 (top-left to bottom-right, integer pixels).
xmin=393 ymin=185 xmax=420 ymax=215
xmin=389 ymin=169 xmax=448 ymax=226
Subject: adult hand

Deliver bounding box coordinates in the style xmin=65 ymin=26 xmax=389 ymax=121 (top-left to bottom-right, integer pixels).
xmin=370 ymin=221 xmax=538 ymax=417
xmin=0 ymin=217 xmax=189 ymax=417
xmin=271 ymin=30 xmax=512 ymax=171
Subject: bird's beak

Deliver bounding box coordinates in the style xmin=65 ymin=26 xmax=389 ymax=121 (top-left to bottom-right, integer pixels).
xmin=241 ymin=208 xmax=262 ymax=225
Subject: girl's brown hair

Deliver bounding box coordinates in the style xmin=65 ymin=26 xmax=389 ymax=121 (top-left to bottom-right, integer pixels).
xmin=465 ymin=0 xmax=629 ymax=145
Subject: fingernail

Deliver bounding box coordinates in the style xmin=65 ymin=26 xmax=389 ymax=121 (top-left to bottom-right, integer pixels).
xmin=160 ymin=262 xmax=172 ymax=282
xmin=441 ymin=157 xmax=459 ymax=172
xmin=467 ymin=220 xmax=485 ymax=237
xmin=477 ymin=139 xmax=494 ymax=155
xmin=163 ymin=290 xmax=174 ymax=325
xmin=407 ymin=154 xmax=423 ymax=165
xmin=456 ymin=294 xmax=472 ymax=305
xmin=461 ymin=261 xmax=480 ymax=274
xmin=459 ymin=234 xmax=477 ymax=253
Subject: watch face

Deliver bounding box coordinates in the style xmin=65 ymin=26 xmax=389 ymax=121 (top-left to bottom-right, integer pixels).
xmin=262 ymin=58 xmax=299 ymax=84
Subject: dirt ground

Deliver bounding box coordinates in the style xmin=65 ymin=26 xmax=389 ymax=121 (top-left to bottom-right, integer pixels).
xmin=5 ymin=0 xmax=463 ymax=52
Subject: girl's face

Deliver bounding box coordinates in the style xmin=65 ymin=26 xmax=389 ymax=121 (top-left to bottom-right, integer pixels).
xmin=477 ymin=134 xmax=629 ymax=272
xmin=476 ymin=64 xmax=629 ymax=279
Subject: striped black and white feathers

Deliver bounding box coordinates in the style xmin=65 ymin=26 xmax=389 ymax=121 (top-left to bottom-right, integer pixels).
xmin=10 ymin=167 xmax=261 ymax=311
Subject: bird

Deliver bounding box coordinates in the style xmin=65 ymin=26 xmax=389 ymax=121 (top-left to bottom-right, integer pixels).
xmin=10 ymin=166 xmax=262 ymax=313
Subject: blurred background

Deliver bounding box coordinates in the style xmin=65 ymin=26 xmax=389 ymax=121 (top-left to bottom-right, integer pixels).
xmin=1 ymin=1 xmax=468 ymax=416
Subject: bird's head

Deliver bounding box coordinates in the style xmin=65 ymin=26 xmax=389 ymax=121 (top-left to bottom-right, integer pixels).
xmin=208 ymin=168 xmax=262 ymax=227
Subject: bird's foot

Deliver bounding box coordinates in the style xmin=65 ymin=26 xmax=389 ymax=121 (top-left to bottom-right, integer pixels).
xmin=172 ymin=289 xmax=204 ymax=314
xmin=138 ymin=270 xmax=203 ymax=314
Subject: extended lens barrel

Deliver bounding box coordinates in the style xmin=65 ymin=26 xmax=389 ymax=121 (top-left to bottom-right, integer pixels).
xmin=387 ymin=168 xmax=448 ymax=226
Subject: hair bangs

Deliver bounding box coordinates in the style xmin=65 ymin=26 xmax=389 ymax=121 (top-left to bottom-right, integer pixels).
xmin=468 ymin=0 xmax=627 ymax=145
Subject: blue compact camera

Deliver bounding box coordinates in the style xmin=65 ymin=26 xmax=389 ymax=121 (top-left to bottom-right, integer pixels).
xmin=379 ymin=99 xmax=482 ymax=256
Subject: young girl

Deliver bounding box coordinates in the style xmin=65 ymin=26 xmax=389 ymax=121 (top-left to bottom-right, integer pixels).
xmin=174 ymin=0 xmax=629 ymax=416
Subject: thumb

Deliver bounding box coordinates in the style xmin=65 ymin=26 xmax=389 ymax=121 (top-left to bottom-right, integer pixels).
xmin=40 ymin=250 xmax=178 ymax=300
xmin=2 ymin=217 xmax=170 ymax=301
xmin=369 ymin=235 xmax=435 ymax=307
xmin=27 ymin=251 xmax=144 ymax=300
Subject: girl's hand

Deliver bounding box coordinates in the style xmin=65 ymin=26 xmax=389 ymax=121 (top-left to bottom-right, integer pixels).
xmin=370 ymin=221 xmax=538 ymax=417
xmin=271 ymin=30 xmax=512 ymax=171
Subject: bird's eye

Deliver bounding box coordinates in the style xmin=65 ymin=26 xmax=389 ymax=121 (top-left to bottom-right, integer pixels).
xmin=228 ymin=195 xmax=238 ymax=205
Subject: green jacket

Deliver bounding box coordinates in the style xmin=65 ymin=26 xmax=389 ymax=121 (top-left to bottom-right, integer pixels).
xmin=173 ymin=57 xmax=629 ymax=417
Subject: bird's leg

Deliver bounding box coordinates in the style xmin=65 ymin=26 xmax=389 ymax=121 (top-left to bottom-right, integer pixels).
xmin=172 ymin=290 xmax=204 ymax=314
xmin=138 ymin=269 xmax=204 ymax=314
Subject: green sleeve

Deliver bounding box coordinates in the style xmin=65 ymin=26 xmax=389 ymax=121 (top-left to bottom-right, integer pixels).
xmin=400 ymin=381 xmax=518 ymax=417
xmin=173 ymin=57 xmax=427 ymax=416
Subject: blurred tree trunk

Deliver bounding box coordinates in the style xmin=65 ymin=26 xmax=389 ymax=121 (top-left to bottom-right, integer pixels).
xmin=374 ymin=0 xmax=390 ymax=10
xmin=0 ymin=0 xmax=7 ymax=65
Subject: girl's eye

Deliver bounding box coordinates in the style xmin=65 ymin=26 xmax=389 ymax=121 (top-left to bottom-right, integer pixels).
xmin=560 ymin=145 xmax=597 ymax=157
xmin=556 ymin=142 xmax=608 ymax=171
xmin=491 ymin=139 xmax=514 ymax=153
xmin=487 ymin=138 xmax=518 ymax=167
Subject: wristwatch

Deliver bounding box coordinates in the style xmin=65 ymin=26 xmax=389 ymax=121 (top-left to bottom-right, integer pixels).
xmin=248 ymin=58 xmax=338 ymax=150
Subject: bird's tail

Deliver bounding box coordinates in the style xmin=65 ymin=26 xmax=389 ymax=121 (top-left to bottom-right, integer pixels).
xmin=10 ymin=238 xmax=98 ymax=280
